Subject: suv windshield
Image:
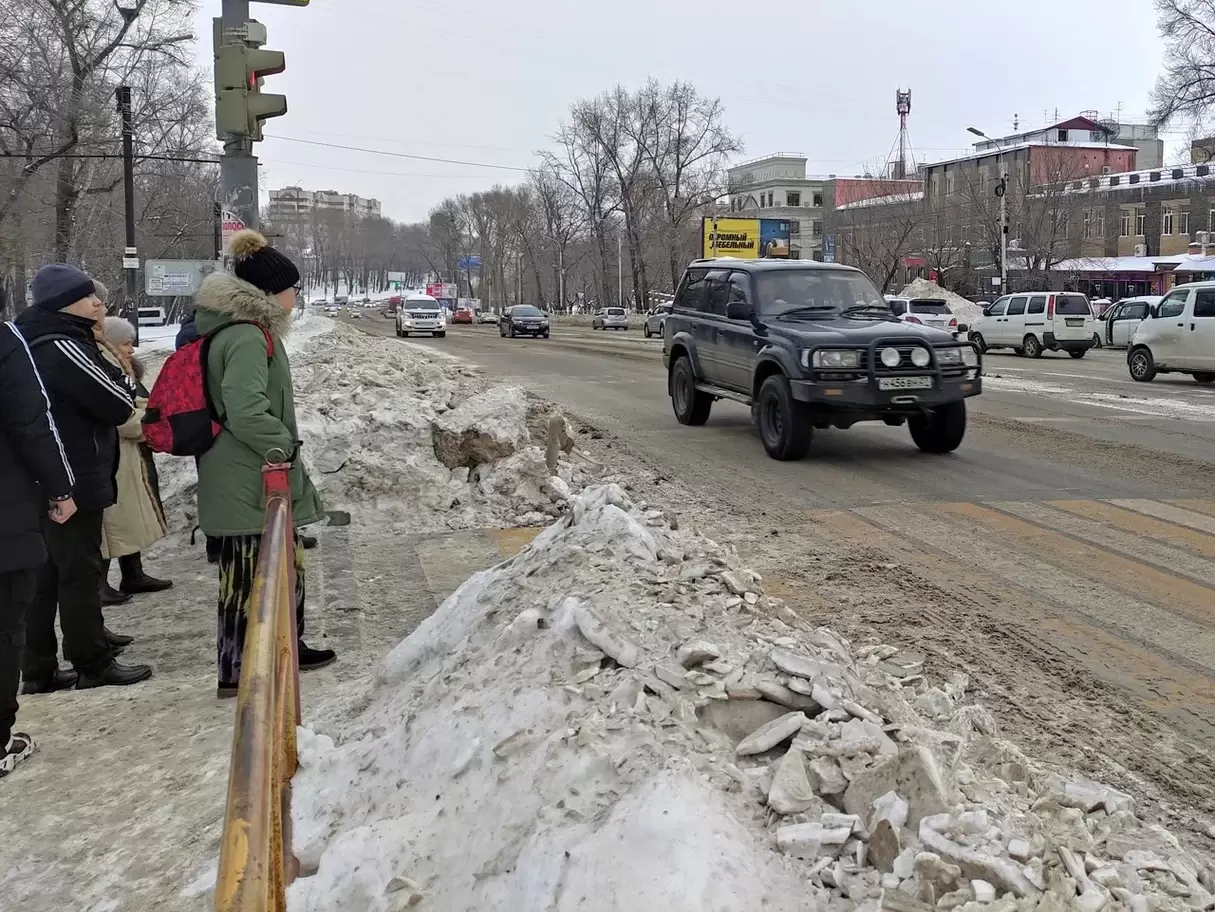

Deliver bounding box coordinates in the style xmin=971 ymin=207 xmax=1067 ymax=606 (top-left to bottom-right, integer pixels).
xmin=513 ymin=306 xmax=543 ymax=317
xmin=1054 ymin=295 xmax=1090 ymax=315
xmin=909 ymin=300 xmax=950 ymax=315
xmin=755 ymin=269 xmax=885 ymax=317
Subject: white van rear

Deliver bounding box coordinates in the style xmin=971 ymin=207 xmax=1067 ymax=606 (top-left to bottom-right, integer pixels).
xmin=970 ymin=292 xmax=1095 ymax=359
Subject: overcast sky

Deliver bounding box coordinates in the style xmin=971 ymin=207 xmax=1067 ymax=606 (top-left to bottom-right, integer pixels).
xmin=192 ymin=0 xmax=1171 ymax=223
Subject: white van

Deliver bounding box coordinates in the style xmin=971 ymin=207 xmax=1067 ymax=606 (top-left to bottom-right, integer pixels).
xmin=1098 ymin=296 xmax=1159 ymax=349
xmin=1126 ymin=282 xmax=1215 ymax=384
xmin=137 ymin=306 xmax=166 ymax=327
xmin=969 ymin=292 xmax=1095 ymax=359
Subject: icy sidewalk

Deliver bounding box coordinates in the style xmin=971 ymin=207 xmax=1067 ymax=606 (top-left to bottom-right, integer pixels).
xmin=289 ymin=483 xmax=1215 ymax=912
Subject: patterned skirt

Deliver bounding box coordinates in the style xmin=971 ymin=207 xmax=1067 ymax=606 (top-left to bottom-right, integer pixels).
xmin=216 ymin=534 xmax=305 ymax=687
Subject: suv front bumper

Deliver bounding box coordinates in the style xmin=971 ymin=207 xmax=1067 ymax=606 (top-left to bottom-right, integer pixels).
xmin=790 ymin=376 xmax=981 ymax=408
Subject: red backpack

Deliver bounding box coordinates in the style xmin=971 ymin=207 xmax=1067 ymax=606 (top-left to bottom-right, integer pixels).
xmin=142 ymin=320 xmax=274 ymax=456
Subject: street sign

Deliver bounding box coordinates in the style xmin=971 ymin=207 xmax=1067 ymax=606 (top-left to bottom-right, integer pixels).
xmin=122 ymin=256 xmax=140 ymax=270
xmin=458 ymin=255 xmax=481 ymax=270
xmin=145 ymin=259 xmax=222 ymax=297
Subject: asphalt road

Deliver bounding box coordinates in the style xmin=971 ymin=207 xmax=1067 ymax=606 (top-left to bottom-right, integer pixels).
xmin=340 ymin=311 xmax=1215 ymax=831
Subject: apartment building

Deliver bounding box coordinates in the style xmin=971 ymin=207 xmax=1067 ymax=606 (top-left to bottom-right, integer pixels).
xmin=726 ymin=154 xmax=827 ymax=259
xmin=970 ymin=114 xmax=1164 ymax=171
xmin=268 ymin=186 xmax=383 ymax=222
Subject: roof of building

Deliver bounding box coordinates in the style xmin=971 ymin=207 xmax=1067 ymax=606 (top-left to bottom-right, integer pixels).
xmin=1052 ymin=253 xmax=1215 ymax=273
xmin=835 ymin=190 xmax=925 ymax=210
xmin=1058 ymin=161 xmax=1215 ymax=194
xmin=924 ymin=141 xmax=1138 ymax=170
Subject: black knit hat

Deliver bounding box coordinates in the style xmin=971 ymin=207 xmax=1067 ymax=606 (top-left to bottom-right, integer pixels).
xmin=32 ymin=263 xmax=98 ymax=312
xmin=228 ymin=229 xmax=300 ymax=295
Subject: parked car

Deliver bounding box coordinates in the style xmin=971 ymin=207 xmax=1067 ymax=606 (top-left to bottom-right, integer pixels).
xmin=499 ymin=304 xmax=550 ymax=338
xmin=453 ymin=307 xmax=474 ymax=324
xmin=663 ymin=258 xmax=981 ymax=460
xmin=969 ymin=292 xmax=1095 ymax=358
xmin=1099 ymin=296 xmax=1159 ymax=348
xmin=324 ymin=302 xmax=341 ymax=317
xmin=396 ymin=293 xmax=447 ymax=338
xmin=643 ymin=303 xmax=673 ymax=338
xmin=1127 ymin=282 xmax=1215 ymax=383
xmin=885 ymin=296 xmax=962 ymax=337
xmin=592 ymin=307 xmax=630 ymax=330
xmin=478 ymin=310 xmax=498 ymax=324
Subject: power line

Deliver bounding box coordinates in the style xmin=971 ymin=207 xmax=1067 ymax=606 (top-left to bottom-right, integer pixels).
xmin=0 ymin=151 xmax=218 ymax=164
xmin=270 ymin=136 xmax=531 ymax=173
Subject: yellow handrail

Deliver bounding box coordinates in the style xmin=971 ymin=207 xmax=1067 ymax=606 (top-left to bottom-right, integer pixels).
xmin=214 ymin=462 xmax=301 ymax=912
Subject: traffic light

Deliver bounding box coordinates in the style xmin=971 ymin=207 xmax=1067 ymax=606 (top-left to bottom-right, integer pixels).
xmin=214 ymin=27 xmax=287 ymax=142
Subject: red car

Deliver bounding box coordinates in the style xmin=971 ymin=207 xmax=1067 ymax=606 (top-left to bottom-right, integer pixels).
xmin=453 ymin=308 xmax=473 ymax=324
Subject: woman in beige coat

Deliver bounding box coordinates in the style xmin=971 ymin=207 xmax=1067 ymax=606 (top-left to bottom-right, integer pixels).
xmin=97 ymin=317 xmax=172 ymax=601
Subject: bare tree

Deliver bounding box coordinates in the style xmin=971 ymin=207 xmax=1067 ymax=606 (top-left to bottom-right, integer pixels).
xmin=1148 ymin=0 xmax=1215 ymax=128
xmin=833 ymin=185 xmax=924 ymax=292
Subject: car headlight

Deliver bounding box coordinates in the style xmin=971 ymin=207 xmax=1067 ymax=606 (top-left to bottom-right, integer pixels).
xmin=935 ymin=347 xmax=964 ymax=366
xmin=807 ymin=349 xmax=862 ymax=369
xmin=910 ymin=347 xmax=931 ymax=368
xmin=880 ymin=347 xmax=902 ymax=368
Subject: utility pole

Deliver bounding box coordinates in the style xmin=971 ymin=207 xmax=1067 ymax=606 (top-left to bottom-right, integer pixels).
xmin=617 ymin=230 xmax=623 ymax=309
xmin=997 ymin=168 xmax=1009 ymax=293
xmin=557 ymin=246 xmax=565 ymax=314
xmin=116 ymin=85 xmax=139 ymax=344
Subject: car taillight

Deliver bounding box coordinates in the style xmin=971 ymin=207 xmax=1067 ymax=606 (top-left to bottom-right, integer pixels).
xmin=949 ymin=318 xmax=958 ymax=327
xmin=1047 ymin=297 xmax=1054 ymax=319
xmin=905 ymin=315 xmax=922 ymax=324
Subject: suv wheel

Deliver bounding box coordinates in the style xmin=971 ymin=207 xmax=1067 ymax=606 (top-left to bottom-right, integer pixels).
xmin=1023 ymin=334 xmax=1042 ymax=358
xmin=909 ymin=400 xmax=967 ymax=454
xmin=670 ymin=356 xmax=712 ymax=426
xmin=1128 ymin=346 xmax=1156 ymax=382
xmin=643 ymin=323 xmax=652 ymax=338
xmin=1068 ymin=349 xmax=1086 ymax=359
xmin=1193 ymin=372 xmax=1215 ymax=384
xmin=970 ymin=333 xmax=987 ymax=354
xmin=756 ymin=374 xmax=812 ymax=460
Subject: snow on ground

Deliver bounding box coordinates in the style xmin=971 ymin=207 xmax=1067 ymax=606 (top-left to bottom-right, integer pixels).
xmin=288 ymin=481 xmax=1215 ymax=912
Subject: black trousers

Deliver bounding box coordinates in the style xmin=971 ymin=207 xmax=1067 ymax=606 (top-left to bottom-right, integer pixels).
xmin=0 ymin=568 xmax=37 ymax=747
xmin=22 ymin=510 xmax=112 ymax=680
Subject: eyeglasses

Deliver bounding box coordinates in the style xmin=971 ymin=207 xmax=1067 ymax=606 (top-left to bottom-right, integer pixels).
xmin=293 ymin=285 xmax=302 ymax=294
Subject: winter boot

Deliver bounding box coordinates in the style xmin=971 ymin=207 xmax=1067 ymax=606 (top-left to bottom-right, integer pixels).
xmin=0 ymin=733 xmax=36 ymax=778
xmin=20 ymin=669 xmax=79 ymax=695
xmin=104 ymin=628 xmax=134 ymax=656
xmin=100 ymin=560 xmax=131 ymax=606
xmin=76 ymin=660 xmax=153 ymax=689
xmin=300 ymin=534 xmax=318 ymax=550
xmin=118 ymin=553 xmax=172 ymax=595
xmin=298 ymin=642 xmax=336 ymax=671
xmin=206 ymin=536 xmax=221 ymax=564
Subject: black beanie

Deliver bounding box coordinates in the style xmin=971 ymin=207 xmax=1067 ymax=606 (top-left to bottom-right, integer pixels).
xmin=228 ymin=229 xmax=300 ymax=295
xmin=32 ymin=263 xmax=98 ymax=312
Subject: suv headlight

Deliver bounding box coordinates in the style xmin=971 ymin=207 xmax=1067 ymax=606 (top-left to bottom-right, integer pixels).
xmin=807 ymin=349 xmax=862 ymax=369
xmin=936 ymin=346 xmax=979 ymax=367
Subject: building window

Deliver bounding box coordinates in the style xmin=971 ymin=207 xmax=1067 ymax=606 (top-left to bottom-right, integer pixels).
xmin=1083 ymin=210 xmax=1092 ymax=239
xmin=1136 ymin=209 xmax=1146 ymax=237
xmin=1164 ymin=209 xmax=1175 ymax=236
xmin=1210 ymin=208 xmax=1215 ymax=231
xmin=1120 ymin=212 xmax=1131 ymax=238
xmin=786 ymin=191 xmax=801 ymax=207
xmin=1181 ymin=210 xmax=1191 ymax=236
xmin=1094 ymin=209 xmax=1104 ymax=239
xmin=811 ymin=219 xmax=822 ymax=237
xmin=813 ymin=192 xmax=823 ymax=207
xmin=1058 ymin=129 xmax=1069 ymax=141
xmin=767 ymin=191 xmax=774 ymax=207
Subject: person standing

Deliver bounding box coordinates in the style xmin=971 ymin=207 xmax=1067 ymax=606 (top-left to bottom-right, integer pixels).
xmin=15 ymin=265 xmax=152 ymax=689
xmin=193 ymin=230 xmax=334 ymax=697
xmin=0 ymin=320 xmax=77 ymax=777
xmin=97 ymin=317 xmax=171 ymax=596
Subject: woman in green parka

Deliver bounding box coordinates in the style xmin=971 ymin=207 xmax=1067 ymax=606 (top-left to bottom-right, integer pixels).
xmin=194 ymin=229 xmax=335 ymax=697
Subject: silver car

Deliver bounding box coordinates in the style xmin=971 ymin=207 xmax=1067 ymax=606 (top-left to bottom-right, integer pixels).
xmin=643 ymin=303 xmax=672 ymax=338
xmin=592 ymin=306 xmax=629 ymax=330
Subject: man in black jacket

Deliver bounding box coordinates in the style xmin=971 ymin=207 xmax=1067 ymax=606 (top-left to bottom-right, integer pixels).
xmin=15 ymin=265 xmax=152 ymax=690
xmin=0 ymin=321 xmax=76 ymax=777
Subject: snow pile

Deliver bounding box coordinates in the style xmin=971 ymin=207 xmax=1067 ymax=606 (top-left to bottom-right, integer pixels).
xmin=900 ymin=279 xmax=985 ymax=326
xmin=287 ymin=485 xmax=1214 ymax=912
xmin=155 ymin=321 xmax=593 ymax=533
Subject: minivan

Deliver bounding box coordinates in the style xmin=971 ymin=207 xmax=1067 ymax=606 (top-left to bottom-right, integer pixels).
xmin=1127 ymin=282 xmax=1215 ymax=383
xmin=969 ymin=292 xmax=1095 ymax=358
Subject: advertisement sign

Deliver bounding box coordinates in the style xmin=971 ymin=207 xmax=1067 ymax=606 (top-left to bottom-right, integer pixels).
xmin=702 ymin=217 xmax=791 ymax=259
xmin=425 ymin=282 xmax=459 ymax=306
xmin=458 ymin=255 xmax=481 ymax=270
xmin=144 ymin=259 xmax=221 ymax=297
xmin=822 ymin=234 xmax=837 ymax=264
xmin=221 ymin=210 xmax=245 ymax=254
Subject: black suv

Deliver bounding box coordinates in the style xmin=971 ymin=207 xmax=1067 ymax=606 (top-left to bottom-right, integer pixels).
xmin=663 ymin=259 xmax=982 ymax=460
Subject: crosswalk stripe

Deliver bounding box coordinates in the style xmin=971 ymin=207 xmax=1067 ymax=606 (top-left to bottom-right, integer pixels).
xmin=932 ymin=501 xmax=1215 ymax=627
xmin=1111 ymin=499 xmax=1215 ymax=535
xmin=991 ymin=500 xmax=1215 ymax=586
xmin=823 ymin=503 xmax=1215 ymax=687
xmin=1169 ymin=499 xmax=1215 ymax=520
xmin=1048 ymin=499 xmax=1215 ymax=561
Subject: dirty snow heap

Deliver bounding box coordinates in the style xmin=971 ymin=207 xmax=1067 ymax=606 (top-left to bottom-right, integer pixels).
xmin=288 ymin=484 xmax=1213 ymax=912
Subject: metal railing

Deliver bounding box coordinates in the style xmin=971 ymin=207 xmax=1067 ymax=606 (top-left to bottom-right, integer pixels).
xmin=214 ymin=461 xmax=301 ymax=912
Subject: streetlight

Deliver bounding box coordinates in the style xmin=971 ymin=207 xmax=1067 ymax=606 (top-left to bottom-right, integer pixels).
xmin=968 ymin=126 xmax=1009 ymax=294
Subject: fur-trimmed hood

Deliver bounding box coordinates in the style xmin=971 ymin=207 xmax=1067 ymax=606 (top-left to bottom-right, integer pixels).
xmin=194 ymin=272 xmax=294 ymax=338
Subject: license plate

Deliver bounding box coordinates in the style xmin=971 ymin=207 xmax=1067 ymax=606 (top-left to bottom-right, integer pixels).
xmin=1065 ymin=318 xmax=1084 ymax=327
xmin=878 ymin=376 xmax=933 ymax=390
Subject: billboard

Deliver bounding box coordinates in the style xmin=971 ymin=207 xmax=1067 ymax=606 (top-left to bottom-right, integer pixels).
xmin=426 ymin=282 xmax=458 ymax=304
xmin=702 ymin=217 xmax=791 ymax=259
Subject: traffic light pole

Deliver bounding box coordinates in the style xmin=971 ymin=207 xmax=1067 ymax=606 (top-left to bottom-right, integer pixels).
xmin=218 ymin=0 xmax=259 ymax=233
xmin=116 ymin=85 xmax=139 ymax=345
